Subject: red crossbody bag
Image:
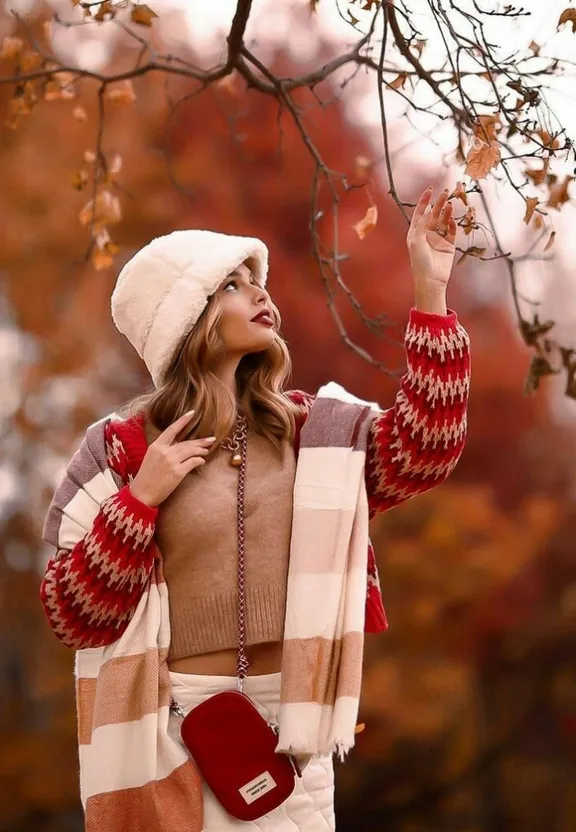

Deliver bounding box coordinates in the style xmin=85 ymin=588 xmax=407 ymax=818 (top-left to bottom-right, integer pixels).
xmin=169 ymin=416 xmax=301 ymax=822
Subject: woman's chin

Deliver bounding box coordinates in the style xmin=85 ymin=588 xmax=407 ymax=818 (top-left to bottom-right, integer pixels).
xmin=245 ymin=335 xmax=276 ymax=354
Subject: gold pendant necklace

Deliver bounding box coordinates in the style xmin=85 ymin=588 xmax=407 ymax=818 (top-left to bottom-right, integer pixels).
xmin=221 ymin=415 xmax=248 ymax=467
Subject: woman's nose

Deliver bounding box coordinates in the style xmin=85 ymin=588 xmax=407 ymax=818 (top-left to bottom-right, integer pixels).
xmin=253 ymin=286 xmax=268 ymax=304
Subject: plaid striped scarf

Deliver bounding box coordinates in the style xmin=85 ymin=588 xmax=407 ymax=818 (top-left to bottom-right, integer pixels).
xmin=276 ymin=382 xmax=377 ymax=760
xmin=48 ymin=384 xmax=377 ymax=831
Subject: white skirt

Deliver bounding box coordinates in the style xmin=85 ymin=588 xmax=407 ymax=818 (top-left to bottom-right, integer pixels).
xmin=168 ymin=670 xmax=336 ymax=832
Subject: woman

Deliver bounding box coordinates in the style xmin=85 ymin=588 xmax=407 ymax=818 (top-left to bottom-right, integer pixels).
xmin=40 ymin=185 xmax=470 ymax=832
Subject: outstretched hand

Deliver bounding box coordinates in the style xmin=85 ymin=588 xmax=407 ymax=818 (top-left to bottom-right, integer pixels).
xmin=407 ymin=186 xmax=457 ymax=289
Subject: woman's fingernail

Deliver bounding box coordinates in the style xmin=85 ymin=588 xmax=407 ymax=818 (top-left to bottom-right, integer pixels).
xmin=204 ymin=436 xmax=216 ymax=443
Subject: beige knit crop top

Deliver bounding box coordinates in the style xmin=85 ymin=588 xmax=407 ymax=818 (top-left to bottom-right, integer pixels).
xmin=143 ymin=418 xmax=296 ymax=660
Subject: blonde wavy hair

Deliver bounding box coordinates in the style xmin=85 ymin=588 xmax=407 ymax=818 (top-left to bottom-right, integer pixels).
xmin=117 ymin=287 xmax=299 ymax=455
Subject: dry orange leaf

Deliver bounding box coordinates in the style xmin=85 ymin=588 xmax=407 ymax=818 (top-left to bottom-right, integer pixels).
xmin=0 ymin=37 xmax=23 ymax=60
xmin=558 ymin=8 xmax=576 ymax=32
xmin=537 ymin=129 xmax=560 ymax=150
xmin=72 ymin=170 xmax=89 ymax=191
xmin=44 ymin=72 xmax=76 ymax=101
xmin=79 ymin=190 xmax=122 ymax=228
xmin=92 ymin=244 xmax=120 ymax=271
xmin=526 ymin=165 xmax=548 ymax=186
xmin=529 ymin=40 xmax=540 ymax=55
xmin=464 ymin=137 xmax=501 ymax=180
xmin=548 ymin=175 xmax=573 ymax=210
xmin=131 ymin=3 xmax=158 ymax=26
xmin=390 ymin=73 xmax=408 ymax=90
xmin=94 ymin=0 xmax=116 ymax=22
xmin=21 ymin=50 xmax=43 ymax=72
xmin=130 ymin=3 xmax=158 ymax=26
xmin=523 ymin=197 xmax=539 ymax=225
xmin=453 ymin=180 xmax=468 ymax=206
xmin=354 ymin=723 xmax=366 ymax=735
xmin=462 ymin=206 xmax=477 ymax=235
xmin=353 ymin=205 xmax=378 ymax=240
xmin=544 ymin=231 xmax=556 ymax=251
xmin=473 ymin=114 xmax=500 ymax=143
xmin=105 ymin=80 xmax=136 ymax=105
xmin=457 ymin=246 xmax=486 ymax=266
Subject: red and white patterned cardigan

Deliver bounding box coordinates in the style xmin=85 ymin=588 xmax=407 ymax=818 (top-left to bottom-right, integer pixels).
xmin=40 ymin=307 xmax=470 ymax=648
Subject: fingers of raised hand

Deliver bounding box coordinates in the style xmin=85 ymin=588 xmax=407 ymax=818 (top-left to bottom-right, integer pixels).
xmin=409 ymin=186 xmax=433 ymax=231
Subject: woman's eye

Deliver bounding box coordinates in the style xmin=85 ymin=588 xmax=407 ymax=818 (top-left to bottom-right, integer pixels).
xmin=224 ymin=280 xmax=238 ymax=291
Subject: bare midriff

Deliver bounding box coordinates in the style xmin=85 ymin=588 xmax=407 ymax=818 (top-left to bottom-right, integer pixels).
xmin=167 ymin=640 xmax=283 ymax=677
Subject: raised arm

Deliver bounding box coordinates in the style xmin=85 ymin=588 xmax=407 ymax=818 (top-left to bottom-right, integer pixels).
xmin=365 ymin=307 xmax=469 ymax=516
xmin=366 ymin=183 xmax=469 ymax=516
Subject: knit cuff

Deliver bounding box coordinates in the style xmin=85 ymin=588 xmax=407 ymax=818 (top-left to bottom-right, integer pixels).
xmin=409 ymin=306 xmax=459 ymax=329
xmin=114 ymin=484 xmax=158 ymax=527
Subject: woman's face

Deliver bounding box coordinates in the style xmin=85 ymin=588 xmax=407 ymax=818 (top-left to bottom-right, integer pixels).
xmin=215 ymin=262 xmax=277 ymax=355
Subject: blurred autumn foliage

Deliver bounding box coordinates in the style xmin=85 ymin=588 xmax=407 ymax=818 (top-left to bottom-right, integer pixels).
xmin=1 ymin=4 xmax=576 ymax=832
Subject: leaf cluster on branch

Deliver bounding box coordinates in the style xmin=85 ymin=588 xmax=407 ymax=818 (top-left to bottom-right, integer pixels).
xmin=1 ymin=0 xmax=576 ymax=392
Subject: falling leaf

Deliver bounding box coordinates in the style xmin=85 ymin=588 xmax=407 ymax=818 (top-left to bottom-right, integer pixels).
xmin=453 ymin=181 xmax=468 ymax=206
xmin=347 ymin=9 xmax=359 ymax=25
xmin=0 ymin=37 xmax=23 ymax=60
xmin=533 ymin=213 xmax=545 ymax=230
xmin=131 ymin=3 xmax=158 ymax=26
xmin=354 ymin=722 xmax=366 ymax=734
xmin=353 ymin=205 xmax=378 ymax=240
xmin=72 ymin=170 xmax=89 ymax=191
xmin=362 ymin=0 xmax=380 ymax=9
xmin=390 ymin=73 xmax=408 ymax=90
xmin=309 ymin=0 xmax=320 ymax=9
xmin=461 ymin=206 xmax=477 ymax=235
xmin=558 ymin=8 xmax=576 ymax=32
xmin=79 ymin=190 xmax=122 ymax=228
xmin=529 ymin=40 xmax=540 ymax=55
xmin=544 ymin=231 xmax=556 ymax=251
xmin=548 ymin=175 xmax=573 ymax=210
xmin=457 ymin=246 xmax=486 ymax=265
xmin=355 ymin=155 xmax=372 ymax=178
xmin=414 ymin=39 xmax=426 ymax=56
xmin=73 ymin=105 xmax=88 ymax=122
xmin=523 ymin=197 xmax=539 ymax=224
xmin=464 ymin=137 xmax=501 ymax=180
xmin=105 ymin=80 xmax=136 ymax=104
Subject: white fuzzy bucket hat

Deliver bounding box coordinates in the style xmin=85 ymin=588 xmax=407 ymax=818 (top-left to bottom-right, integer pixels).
xmin=111 ymin=229 xmax=269 ymax=388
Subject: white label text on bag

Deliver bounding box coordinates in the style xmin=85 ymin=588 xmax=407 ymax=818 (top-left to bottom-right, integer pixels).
xmin=239 ymin=771 xmax=277 ymax=804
